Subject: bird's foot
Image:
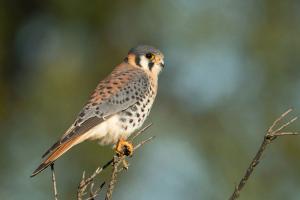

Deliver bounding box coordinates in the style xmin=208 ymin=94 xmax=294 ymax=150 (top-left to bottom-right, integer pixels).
xmin=115 ymin=138 xmax=134 ymax=157
xmin=122 ymin=159 xmax=130 ymax=170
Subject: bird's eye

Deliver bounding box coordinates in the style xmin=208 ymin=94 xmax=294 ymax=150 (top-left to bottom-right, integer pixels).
xmin=145 ymin=53 xmax=154 ymax=60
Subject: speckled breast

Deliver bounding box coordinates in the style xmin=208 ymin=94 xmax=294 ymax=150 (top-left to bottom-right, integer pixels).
xmin=118 ymin=87 xmax=156 ymax=134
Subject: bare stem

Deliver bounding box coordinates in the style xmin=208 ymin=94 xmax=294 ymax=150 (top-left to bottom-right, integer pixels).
xmin=51 ymin=164 xmax=58 ymax=200
xmin=104 ymin=135 xmax=155 ymax=200
xmin=130 ymin=123 xmax=153 ymax=142
xmin=77 ymin=160 xmax=112 ymax=200
xmin=77 ymin=123 xmax=155 ymax=200
xmin=134 ymin=136 xmax=155 ymax=150
xmin=229 ymin=109 xmax=299 ymax=200
xmin=104 ymin=156 xmax=123 ymax=200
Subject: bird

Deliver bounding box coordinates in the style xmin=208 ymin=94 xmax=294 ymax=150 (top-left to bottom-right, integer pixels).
xmin=31 ymin=45 xmax=165 ymax=177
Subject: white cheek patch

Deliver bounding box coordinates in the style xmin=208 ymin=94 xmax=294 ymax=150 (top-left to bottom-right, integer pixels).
xmin=140 ymin=56 xmax=149 ymax=70
xmin=138 ymin=56 xmax=162 ymax=75
xmin=152 ymin=63 xmax=162 ymax=75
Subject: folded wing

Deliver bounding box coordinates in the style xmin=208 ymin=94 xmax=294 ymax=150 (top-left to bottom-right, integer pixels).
xmin=31 ymin=63 xmax=150 ymax=177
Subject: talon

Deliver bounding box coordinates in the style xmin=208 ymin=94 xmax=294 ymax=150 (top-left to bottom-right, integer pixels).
xmin=115 ymin=138 xmax=134 ymax=157
xmin=122 ymin=159 xmax=129 ymax=170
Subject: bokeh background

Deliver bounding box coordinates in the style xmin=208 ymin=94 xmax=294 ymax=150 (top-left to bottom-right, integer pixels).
xmin=1 ymin=0 xmax=300 ymax=199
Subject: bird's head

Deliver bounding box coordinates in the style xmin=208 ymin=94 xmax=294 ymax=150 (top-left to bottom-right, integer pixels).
xmin=125 ymin=45 xmax=165 ymax=76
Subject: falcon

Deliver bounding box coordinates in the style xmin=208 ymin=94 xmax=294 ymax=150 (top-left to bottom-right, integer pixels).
xmin=31 ymin=45 xmax=165 ymax=177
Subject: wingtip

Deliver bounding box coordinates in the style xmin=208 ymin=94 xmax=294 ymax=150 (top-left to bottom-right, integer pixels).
xmin=30 ymin=162 xmax=51 ymax=178
xmin=30 ymin=172 xmax=37 ymax=178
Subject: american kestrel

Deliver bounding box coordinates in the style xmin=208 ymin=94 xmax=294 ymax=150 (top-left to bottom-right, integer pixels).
xmin=31 ymin=45 xmax=164 ymax=177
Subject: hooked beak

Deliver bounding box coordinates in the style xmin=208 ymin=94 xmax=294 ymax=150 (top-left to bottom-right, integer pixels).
xmin=160 ymin=60 xmax=165 ymax=68
xmin=154 ymin=56 xmax=165 ymax=68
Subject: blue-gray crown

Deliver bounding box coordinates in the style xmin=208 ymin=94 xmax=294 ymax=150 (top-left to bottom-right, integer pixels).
xmin=129 ymin=45 xmax=163 ymax=56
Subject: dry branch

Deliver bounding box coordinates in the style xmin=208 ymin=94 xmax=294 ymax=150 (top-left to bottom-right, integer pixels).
xmin=104 ymin=156 xmax=122 ymax=200
xmin=229 ymin=108 xmax=299 ymax=200
xmin=77 ymin=162 xmax=110 ymax=200
xmin=77 ymin=124 xmax=154 ymax=200
xmin=51 ymin=164 xmax=58 ymax=200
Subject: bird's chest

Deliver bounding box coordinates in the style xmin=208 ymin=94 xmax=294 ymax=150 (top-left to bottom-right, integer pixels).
xmin=118 ymin=91 xmax=156 ymax=134
xmin=96 ymin=91 xmax=155 ymax=145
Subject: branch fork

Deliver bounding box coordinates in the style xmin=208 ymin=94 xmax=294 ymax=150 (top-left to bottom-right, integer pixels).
xmin=229 ymin=108 xmax=299 ymax=200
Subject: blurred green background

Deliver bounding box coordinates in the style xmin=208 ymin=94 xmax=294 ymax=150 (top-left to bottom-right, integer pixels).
xmin=1 ymin=0 xmax=300 ymax=199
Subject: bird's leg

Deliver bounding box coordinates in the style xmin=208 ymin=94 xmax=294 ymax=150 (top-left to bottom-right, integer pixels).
xmin=115 ymin=138 xmax=134 ymax=157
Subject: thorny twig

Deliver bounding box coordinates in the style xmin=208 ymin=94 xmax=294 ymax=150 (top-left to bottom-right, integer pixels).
xmin=51 ymin=164 xmax=58 ymax=200
xmin=77 ymin=123 xmax=154 ymax=200
xmin=229 ymin=108 xmax=299 ymax=200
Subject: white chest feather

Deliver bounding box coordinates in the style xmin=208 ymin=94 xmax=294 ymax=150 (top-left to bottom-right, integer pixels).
xmin=84 ymin=115 xmax=125 ymax=145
